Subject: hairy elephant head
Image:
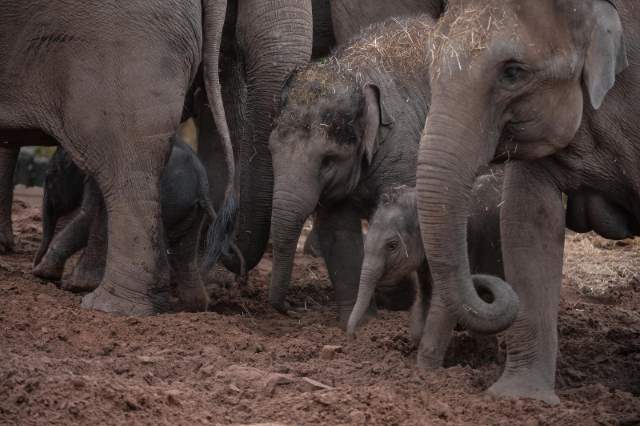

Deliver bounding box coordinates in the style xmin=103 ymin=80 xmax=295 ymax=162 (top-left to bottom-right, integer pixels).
xmin=268 ymin=66 xmax=394 ymax=312
xmin=417 ymin=0 xmax=629 ymax=334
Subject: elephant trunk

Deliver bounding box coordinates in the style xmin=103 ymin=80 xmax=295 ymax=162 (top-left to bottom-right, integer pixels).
xmin=230 ymin=0 xmax=313 ymax=272
xmin=346 ymin=256 xmax=384 ymax=337
xmin=269 ymin=179 xmax=318 ymax=312
xmin=416 ymin=95 xmax=519 ymax=335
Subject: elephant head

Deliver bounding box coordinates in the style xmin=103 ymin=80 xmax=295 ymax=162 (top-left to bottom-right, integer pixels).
xmin=269 ymin=66 xmax=394 ymax=312
xmin=347 ymin=187 xmax=424 ymax=336
xmin=417 ymin=0 xmax=628 ymax=334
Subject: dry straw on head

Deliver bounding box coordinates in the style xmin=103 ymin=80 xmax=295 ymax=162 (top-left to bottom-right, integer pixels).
xmin=289 ymin=14 xmax=439 ymax=103
xmin=428 ymin=3 xmax=512 ymax=79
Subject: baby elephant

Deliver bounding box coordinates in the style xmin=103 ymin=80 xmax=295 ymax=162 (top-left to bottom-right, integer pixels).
xmin=33 ymin=138 xmax=230 ymax=311
xmin=347 ymin=167 xmax=504 ymax=368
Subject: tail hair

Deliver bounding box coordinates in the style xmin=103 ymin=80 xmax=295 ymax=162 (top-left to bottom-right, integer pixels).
xmin=200 ymin=193 xmax=237 ymax=273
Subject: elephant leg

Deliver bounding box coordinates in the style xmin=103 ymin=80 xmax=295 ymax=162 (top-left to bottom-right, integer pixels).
xmin=302 ymin=217 xmax=322 ymax=257
xmin=487 ymin=162 xmax=563 ymax=405
xmin=34 ymin=178 xmax=98 ymax=281
xmin=316 ymin=205 xmax=366 ymax=325
xmin=168 ymin=207 xmax=209 ymax=312
xmin=408 ymin=272 xmax=428 ymax=345
xmin=78 ymin=131 xmax=173 ymax=315
xmin=416 ymin=262 xmax=456 ymax=369
xmin=66 ymin=180 xmax=107 ymax=292
xmin=0 ymin=147 xmax=18 ymax=254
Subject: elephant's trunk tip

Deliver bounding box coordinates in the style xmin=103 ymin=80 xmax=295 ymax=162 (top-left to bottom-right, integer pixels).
xmin=465 ymin=274 xmax=520 ymax=334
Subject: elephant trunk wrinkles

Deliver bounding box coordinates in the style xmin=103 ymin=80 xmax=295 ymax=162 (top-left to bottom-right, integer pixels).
xmin=231 ymin=0 xmax=313 ymax=272
xmin=270 ymin=183 xmax=318 ymax=312
xmin=416 ymin=99 xmax=519 ymax=335
xmin=347 ymin=256 xmax=384 ymax=337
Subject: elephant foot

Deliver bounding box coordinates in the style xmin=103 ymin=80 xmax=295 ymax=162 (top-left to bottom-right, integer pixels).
xmin=487 ymin=372 xmax=560 ymax=405
xmin=0 ymin=225 xmax=14 ymax=254
xmin=176 ymin=279 xmax=210 ymax=312
xmin=63 ymin=262 xmax=102 ymax=293
xmin=81 ymin=284 xmax=166 ymax=316
xmin=33 ymin=253 xmax=65 ymax=281
xmin=416 ymin=347 xmax=445 ymax=370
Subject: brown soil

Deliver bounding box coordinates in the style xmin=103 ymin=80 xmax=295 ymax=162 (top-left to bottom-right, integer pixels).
xmin=1 ymin=189 xmax=639 ymax=425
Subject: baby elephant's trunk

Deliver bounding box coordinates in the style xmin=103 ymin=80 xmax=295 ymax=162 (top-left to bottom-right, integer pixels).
xmin=347 ymin=257 xmax=384 ymax=337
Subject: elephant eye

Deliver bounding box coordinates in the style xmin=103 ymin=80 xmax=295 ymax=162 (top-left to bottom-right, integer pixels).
xmin=386 ymin=240 xmax=399 ymax=251
xmin=500 ymin=62 xmax=530 ymax=86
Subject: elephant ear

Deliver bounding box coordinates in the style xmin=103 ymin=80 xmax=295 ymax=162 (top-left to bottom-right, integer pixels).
xmin=360 ymin=83 xmax=395 ymax=165
xmin=582 ymin=0 xmax=629 ymax=110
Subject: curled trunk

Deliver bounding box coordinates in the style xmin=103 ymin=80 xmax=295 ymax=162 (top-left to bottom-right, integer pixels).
xmin=417 ymin=100 xmax=519 ymax=335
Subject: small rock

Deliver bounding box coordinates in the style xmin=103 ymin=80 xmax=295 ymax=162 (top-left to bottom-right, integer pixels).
xmin=99 ymin=343 xmax=116 ymax=356
xmin=137 ymin=355 xmax=162 ymax=364
xmin=301 ymin=377 xmax=334 ymax=391
xmin=263 ymin=373 xmax=294 ymax=396
xmin=124 ymin=397 xmax=140 ymax=411
xmin=113 ymin=364 xmax=130 ymax=375
xmin=216 ymin=365 xmax=265 ymax=389
xmin=431 ymin=400 xmax=452 ymax=419
xmin=165 ymin=389 xmax=181 ymax=406
xmin=312 ymin=391 xmax=339 ymax=406
xmin=200 ymin=364 xmax=216 ymax=377
xmin=273 ymin=365 xmax=290 ymax=374
xmin=70 ymin=378 xmax=85 ymax=389
xmin=350 ymin=410 xmax=366 ymax=425
xmin=319 ymin=345 xmax=343 ymax=361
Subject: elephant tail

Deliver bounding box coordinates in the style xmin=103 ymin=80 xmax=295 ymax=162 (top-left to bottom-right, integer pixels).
xmin=201 ymin=0 xmax=237 ymax=271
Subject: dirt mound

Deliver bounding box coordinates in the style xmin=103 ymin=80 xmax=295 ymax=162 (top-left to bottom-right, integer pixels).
xmin=1 ymin=191 xmax=639 ymax=425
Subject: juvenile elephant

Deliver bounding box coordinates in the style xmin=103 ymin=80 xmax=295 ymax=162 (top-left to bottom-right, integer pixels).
xmin=417 ymin=0 xmax=638 ymax=403
xmin=0 ymin=1 xmax=236 ymax=315
xmin=269 ymin=16 xmax=445 ymax=323
xmin=347 ymin=168 xmax=504 ymax=368
xmin=33 ymin=139 xmax=228 ymax=311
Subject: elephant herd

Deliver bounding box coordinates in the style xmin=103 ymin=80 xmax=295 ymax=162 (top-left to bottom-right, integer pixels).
xmin=1 ymin=0 xmax=639 ymax=406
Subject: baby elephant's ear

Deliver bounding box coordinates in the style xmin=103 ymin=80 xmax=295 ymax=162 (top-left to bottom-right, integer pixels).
xmin=361 ymin=83 xmax=395 ymax=165
xmin=583 ymin=0 xmax=629 ymax=110
xmin=280 ymin=68 xmax=301 ymax=110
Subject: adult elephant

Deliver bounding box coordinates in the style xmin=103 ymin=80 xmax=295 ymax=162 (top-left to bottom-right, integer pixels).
xmin=417 ymin=0 xmax=636 ymax=403
xmin=0 ymin=0 xmax=236 ymax=315
xmin=195 ymin=0 xmax=314 ymax=274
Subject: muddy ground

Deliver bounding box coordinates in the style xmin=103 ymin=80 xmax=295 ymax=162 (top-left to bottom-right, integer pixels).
xmin=1 ymin=188 xmax=639 ymax=425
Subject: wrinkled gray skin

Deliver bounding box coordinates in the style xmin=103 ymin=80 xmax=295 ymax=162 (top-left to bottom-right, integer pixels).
xmin=33 ymin=141 xmax=220 ymax=311
xmin=194 ymin=0 xmax=313 ymax=275
xmin=269 ymin=17 xmax=437 ymax=325
xmin=0 ymin=1 xmax=236 ymax=315
xmin=417 ymin=0 xmax=638 ymax=403
xmin=347 ymin=169 xmax=504 ymax=368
